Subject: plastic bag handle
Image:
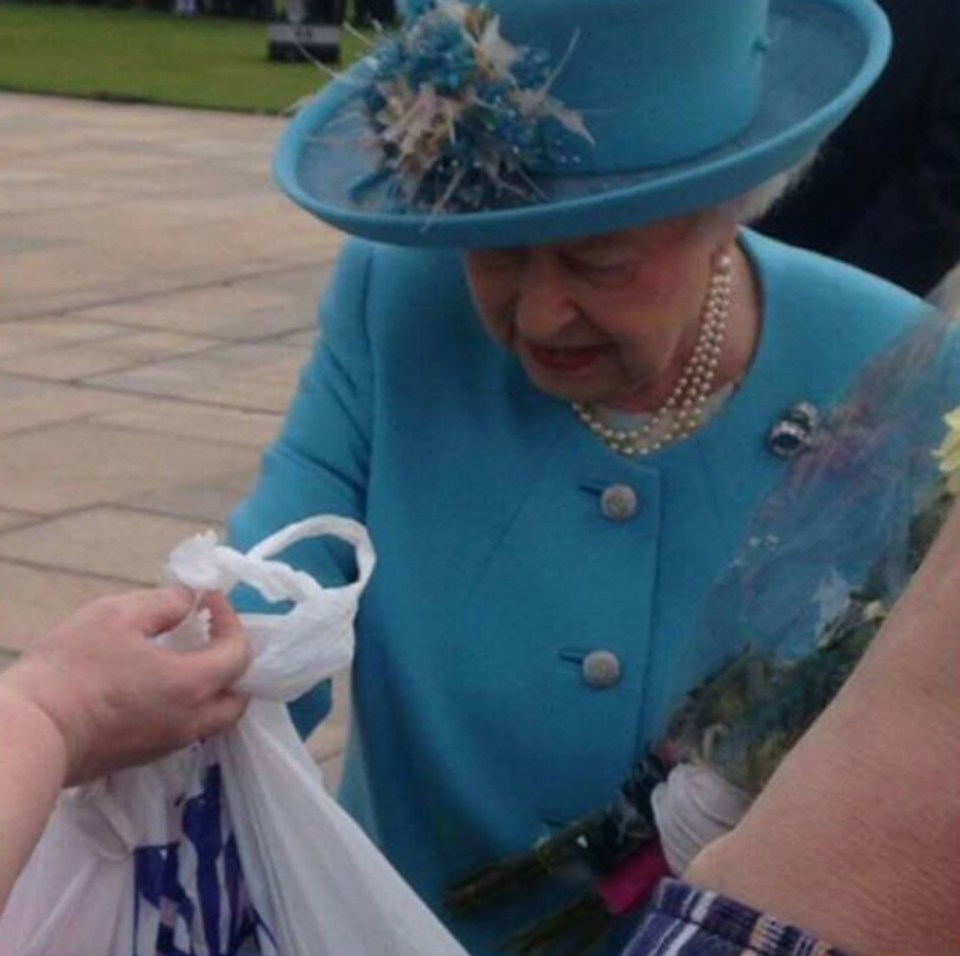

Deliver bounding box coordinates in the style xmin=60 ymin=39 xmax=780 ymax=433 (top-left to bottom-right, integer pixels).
xmin=244 ymin=515 xmax=375 ymax=600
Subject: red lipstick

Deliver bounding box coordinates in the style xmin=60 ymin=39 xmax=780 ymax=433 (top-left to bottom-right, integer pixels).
xmin=524 ymin=342 xmax=609 ymax=374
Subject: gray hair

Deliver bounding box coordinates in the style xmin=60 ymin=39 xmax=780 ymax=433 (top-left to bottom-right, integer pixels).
xmin=719 ymin=152 xmax=819 ymax=224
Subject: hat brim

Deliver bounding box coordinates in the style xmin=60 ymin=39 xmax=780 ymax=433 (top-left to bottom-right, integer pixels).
xmin=275 ymin=0 xmax=890 ymax=248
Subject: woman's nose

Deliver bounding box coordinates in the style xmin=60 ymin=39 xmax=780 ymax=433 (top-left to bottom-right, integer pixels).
xmin=513 ymin=255 xmax=578 ymax=342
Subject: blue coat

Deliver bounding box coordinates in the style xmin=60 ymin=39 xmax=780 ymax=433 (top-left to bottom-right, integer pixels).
xmin=229 ymin=231 xmax=924 ymax=955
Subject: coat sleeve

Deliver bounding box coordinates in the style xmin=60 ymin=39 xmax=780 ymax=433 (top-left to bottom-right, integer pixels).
xmin=831 ymin=9 xmax=960 ymax=296
xmin=228 ymin=238 xmax=376 ymax=734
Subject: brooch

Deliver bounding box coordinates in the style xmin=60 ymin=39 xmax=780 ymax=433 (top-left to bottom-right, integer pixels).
xmin=768 ymin=402 xmax=820 ymax=459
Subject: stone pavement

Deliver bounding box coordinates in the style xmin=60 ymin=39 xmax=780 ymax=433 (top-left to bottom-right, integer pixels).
xmin=0 ymin=93 xmax=349 ymax=784
xmin=2 ymin=93 xmax=959 ymax=789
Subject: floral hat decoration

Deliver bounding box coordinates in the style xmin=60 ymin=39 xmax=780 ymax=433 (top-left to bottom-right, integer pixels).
xmin=276 ymin=0 xmax=891 ymax=248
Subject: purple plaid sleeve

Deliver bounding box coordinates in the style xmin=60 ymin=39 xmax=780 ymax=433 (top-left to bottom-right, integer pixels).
xmin=623 ymin=880 xmax=852 ymax=956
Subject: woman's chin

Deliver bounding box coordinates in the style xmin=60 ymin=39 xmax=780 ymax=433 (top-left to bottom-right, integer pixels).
xmin=520 ymin=357 xmax=652 ymax=408
xmin=523 ymin=367 xmax=609 ymax=405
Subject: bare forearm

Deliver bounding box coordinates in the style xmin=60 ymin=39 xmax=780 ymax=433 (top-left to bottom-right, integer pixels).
xmin=0 ymin=589 xmax=249 ymax=915
xmin=0 ymin=686 xmax=69 ymax=912
xmin=689 ymin=690 xmax=957 ymax=954
xmin=687 ymin=506 xmax=960 ymax=955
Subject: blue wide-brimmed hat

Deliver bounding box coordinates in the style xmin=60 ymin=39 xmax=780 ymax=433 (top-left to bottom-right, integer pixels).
xmin=276 ymin=0 xmax=890 ymax=248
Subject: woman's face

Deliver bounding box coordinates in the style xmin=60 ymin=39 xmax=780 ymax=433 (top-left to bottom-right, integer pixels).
xmin=464 ymin=215 xmax=735 ymax=409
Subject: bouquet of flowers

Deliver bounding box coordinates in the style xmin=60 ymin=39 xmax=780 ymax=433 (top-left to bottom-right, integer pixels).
xmin=446 ymin=312 xmax=960 ymax=955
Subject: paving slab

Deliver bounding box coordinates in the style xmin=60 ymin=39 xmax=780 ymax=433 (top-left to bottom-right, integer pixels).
xmin=317 ymin=753 xmax=345 ymax=792
xmin=0 ymin=510 xmax=39 ymax=534
xmin=0 ymin=330 xmax=222 ymax=381
xmin=306 ymin=671 xmax=352 ymax=764
xmin=308 ymin=669 xmax=352 ymax=791
xmin=120 ymin=468 xmax=259 ymax=525
xmin=0 ymin=95 xmax=342 ymax=317
xmin=0 ymin=507 xmax=210 ymax=585
xmin=92 ymin=398 xmax=282 ymax=448
xmin=0 ymin=91 xmax=348 ymax=762
xmin=72 ymin=273 xmax=325 ymax=341
xmin=0 ymin=560 xmax=135 ymax=653
xmin=0 ymin=317 xmax=129 ymax=360
xmin=273 ymin=329 xmax=319 ymax=350
xmin=86 ymin=341 xmax=306 ymax=413
xmin=0 ymin=420 xmax=260 ymax=514
xmin=0 ymin=374 xmax=150 ymax=435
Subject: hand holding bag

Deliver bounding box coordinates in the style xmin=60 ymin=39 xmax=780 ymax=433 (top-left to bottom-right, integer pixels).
xmin=0 ymin=516 xmax=468 ymax=956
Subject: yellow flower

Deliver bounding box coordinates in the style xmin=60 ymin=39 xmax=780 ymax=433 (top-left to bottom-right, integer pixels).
xmin=934 ymin=406 xmax=960 ymax=495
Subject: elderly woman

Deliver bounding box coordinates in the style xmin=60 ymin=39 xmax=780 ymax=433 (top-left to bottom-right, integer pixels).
xmin=230 ymin=0 xmax=925 ymax=951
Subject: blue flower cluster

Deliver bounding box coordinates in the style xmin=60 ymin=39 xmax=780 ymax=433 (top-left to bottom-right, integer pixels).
xmin=360 ymin=1 xmax=590 ymax=214
xmin=402 ymin=0 xmax=437 ymax=19
xmin=407 ymin=18 xmax=477 ymax=95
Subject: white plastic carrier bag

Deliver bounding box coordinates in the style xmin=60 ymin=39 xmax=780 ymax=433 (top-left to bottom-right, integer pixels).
xmin=0 ymin=516 xmax=469 ymax=956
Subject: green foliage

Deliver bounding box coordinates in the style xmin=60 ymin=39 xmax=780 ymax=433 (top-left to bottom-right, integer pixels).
xmin=0 ymin=2 xmax=372 ymax=113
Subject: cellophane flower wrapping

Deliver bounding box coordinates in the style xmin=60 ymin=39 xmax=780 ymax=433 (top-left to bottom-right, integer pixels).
xmin=442 ymin=312 xmax=960 ymax=947
xmin=662 ymin=311 xmax=960 ymax=798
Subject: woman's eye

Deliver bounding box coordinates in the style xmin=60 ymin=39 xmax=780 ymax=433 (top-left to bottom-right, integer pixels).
xmin=568 ymin=258 xmax=632 ymax=282
xmin=470 ymin=249 xmax=525 ymax=271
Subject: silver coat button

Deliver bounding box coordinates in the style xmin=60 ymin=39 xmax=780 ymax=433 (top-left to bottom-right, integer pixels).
xmin=582 ymin=650 xmax=623 ymax=689
xmin=600 ymin=485 xmax=638 ymax=522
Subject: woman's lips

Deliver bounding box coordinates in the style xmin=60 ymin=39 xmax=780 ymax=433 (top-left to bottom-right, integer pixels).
xmin=523 ymin=342 xmax=610 ymax=374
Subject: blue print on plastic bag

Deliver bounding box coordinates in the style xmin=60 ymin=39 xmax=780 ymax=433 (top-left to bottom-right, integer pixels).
xmin=133 ymin=765 xmax=272 ymax=956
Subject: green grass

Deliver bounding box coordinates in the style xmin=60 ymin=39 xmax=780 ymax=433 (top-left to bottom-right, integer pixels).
xmin=0 ymin=3 xmax=372 ymax=113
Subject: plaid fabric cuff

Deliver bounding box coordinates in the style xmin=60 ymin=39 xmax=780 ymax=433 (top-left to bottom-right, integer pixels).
xmin=623 ymin=879 xmax=852 ymax=956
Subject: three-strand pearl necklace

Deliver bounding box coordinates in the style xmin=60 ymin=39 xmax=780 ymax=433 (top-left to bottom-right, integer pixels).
xmin=572 ymin=250 xmax=733 ymax=458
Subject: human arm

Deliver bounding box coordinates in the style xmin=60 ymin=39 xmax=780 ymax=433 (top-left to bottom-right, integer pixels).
xmin=681 ymin=502 xmax=960 ymax=955
xmin=0 ymin=588 xmax=250 ymax=911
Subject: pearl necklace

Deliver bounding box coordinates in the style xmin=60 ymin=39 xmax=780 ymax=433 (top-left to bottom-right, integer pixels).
xmin=572 ymin=251 xmax=733 ymax=458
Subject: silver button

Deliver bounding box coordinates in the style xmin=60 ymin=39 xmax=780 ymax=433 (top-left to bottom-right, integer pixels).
xmin=600 ymin=485 xmax=638 ymax=522
xmin=582 ymin=650 xmax=622 ymax=689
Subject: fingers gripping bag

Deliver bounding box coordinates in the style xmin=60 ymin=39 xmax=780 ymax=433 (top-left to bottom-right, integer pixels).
xmin=0 ymin=516 xmax=470 ymax=956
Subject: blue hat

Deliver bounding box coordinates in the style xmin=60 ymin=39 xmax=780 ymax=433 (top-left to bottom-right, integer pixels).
xmin=276 ymin=0 xmax=890 ymax=248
